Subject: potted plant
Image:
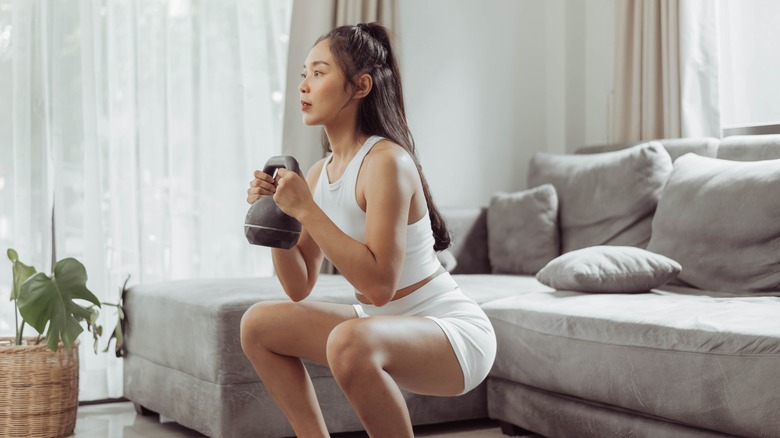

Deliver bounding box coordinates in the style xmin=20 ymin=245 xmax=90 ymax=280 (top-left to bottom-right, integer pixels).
xmin=0 ymin=249 xmax=125 ymax=438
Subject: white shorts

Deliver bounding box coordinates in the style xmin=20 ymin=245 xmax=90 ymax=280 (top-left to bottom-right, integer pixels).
xmin=353 ymin=272 xmax=497 ymax=395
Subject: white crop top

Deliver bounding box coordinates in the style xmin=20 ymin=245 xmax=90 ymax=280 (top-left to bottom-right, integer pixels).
xmin=312 ymin=135 xmax=442 ymax=291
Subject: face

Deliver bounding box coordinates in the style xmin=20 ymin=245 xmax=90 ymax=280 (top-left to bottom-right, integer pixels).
xmin=299 ymin=40 xmax=354 ymax=126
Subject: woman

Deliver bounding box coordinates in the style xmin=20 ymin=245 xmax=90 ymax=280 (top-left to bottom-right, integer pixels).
xmin=241 ymin=23 xmax=496 ymax=437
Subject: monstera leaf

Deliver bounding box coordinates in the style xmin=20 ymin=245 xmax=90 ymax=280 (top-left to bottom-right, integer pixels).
xmin=17 ymin=258 xmax=101 ymax=352
xmin=7 ymin=248 xmax=36 ymax=301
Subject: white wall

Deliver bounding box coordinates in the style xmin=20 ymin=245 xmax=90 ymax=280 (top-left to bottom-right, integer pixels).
xmin=397 ymin=0 xmax=614 ymax=209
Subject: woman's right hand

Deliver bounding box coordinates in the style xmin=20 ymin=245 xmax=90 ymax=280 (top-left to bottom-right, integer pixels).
xmin=246 ymin=170 xmax=277 ymax=204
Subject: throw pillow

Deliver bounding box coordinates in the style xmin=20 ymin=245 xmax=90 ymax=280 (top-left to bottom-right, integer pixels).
xmin=528 ymin=142 xmax=673 ymax=253
xmin=536 ymin=246 xmax=681 ymax=293
xmin=646 ymin=153 xmax=780 ymax=292
xmin=487 ymin=184 xmax=559 ymax=275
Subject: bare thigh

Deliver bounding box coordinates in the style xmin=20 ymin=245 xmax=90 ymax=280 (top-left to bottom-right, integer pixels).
xmin=329 ymin=315 xmax=465 ymax=396
xmin=242 ymin=300 xmax=358 ymax=366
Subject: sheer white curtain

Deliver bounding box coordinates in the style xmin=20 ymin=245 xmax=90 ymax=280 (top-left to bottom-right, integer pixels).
xmin=0 ymin=0 xmax=292 ymax=401
xmin=610 ymin=0 xmax=720 ymax=142
xmin=718 ymin=0 xmax=780 ymax=129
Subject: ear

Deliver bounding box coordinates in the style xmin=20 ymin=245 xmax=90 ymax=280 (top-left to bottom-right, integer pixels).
xmin=353 ymin=73 xmax=373 ymax=99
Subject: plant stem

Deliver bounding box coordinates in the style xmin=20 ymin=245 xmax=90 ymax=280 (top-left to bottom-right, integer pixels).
xmin=14 ymin=300 xmax=25 ymax=345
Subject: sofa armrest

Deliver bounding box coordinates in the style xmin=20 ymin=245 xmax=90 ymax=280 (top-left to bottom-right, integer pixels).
xmin=442 ymin=208 xmax=491 ymax=274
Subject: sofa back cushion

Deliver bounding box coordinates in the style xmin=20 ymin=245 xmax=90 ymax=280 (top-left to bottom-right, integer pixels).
xmin=576 ymin=137 xmax=720 ymax=162
xmin=717 ymin=134 xmax=780 ymax=161
xmin=444 ymin=208 xmax=492 ymax=274
xmin=647 ymin=153 xmax=780 ymax=292
xmin=528 ymin=142 xmax=673 ymax=253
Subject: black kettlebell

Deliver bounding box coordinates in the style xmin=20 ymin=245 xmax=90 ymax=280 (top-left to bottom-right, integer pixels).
xmin=244 ymin=155 xmax=302 ymax=249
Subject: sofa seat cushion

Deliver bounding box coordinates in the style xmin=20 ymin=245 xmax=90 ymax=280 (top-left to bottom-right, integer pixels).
xmin=482 ymin=283 xmax=780 ymax=437
xmin=123 ymin=273 xmax=531 ymax=387
xmin=452 ymin=274 xmax=554 ymax=304
xmin=124 ymin=275 xmax=361 ymax=386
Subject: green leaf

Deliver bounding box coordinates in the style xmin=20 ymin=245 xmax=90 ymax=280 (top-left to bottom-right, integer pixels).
xmin=17 ymin=258 xmax=102 ymax=352
xmin=103 ymin=319 xmax=124 ymax=357
xmin=8 ymin=250 xmax=36 ymax=301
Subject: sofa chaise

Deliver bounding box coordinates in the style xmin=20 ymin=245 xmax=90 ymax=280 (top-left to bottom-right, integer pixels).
xmin=123 ymin=134 xmax=780 ymax=438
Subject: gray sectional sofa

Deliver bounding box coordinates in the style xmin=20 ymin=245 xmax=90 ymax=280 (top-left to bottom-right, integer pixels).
xmin=123 ymin=134 xmax=780 ymax=438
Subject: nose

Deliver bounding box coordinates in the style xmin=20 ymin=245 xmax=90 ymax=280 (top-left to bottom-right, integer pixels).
xmin=298 ymin=76 xmax=308 ymax=94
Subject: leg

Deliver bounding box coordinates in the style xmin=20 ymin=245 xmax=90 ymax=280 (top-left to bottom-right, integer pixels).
xmin=326 ymin=316 xmax=465 ymax=438
xmin=240 ymin=300 xmax=357 ymax=438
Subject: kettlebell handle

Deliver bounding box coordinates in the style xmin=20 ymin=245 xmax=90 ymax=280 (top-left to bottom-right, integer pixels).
xmin=263 ymin=155 xmax=301 ymax=177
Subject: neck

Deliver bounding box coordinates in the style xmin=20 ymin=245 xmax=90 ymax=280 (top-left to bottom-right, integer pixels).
xmin=324 ymin=124 xmax=368 ymax=162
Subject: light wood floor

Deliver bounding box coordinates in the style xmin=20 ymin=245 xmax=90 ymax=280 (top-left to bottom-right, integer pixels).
xmin=73 ymin=401 xmax=521 ymax=437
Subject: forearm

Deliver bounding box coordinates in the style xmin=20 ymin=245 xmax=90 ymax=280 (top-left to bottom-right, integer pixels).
xmin=271 ymin=245 xmax=314 ymax=302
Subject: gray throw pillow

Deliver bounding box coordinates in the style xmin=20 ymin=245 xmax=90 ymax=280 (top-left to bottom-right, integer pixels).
xmin=536 ymin=246 xmax=681 ymax=293
xmin=528 ymin=142 xmax=673 ymax=254
xmin=646 ymin=153 xmax=780 ymax=292
xmin=487 ymin=184 xmax=559 ymax=275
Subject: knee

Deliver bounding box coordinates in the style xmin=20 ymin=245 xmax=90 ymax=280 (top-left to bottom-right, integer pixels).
xmin=326 ymin=320 xmax=381 ymax=389
xmin=239 ymin=300 xmax=286 ymax=355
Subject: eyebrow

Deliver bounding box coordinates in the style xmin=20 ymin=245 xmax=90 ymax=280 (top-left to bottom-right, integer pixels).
xmin=303 ymin=61 xmax=330 ymax=69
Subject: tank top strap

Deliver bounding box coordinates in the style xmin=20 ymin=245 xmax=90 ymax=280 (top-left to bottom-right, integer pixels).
xmin=353 ymin=135 xmax=384 ymax=165
xmin=336 ymin=135 xmax=384 ymax=187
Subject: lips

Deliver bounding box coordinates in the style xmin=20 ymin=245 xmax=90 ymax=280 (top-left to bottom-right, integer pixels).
xmin=300 ymin=100 xmax=311 ymax=111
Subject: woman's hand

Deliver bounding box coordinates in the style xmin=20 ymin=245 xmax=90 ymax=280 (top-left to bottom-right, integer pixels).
xmin=247 ymin=170 xmax=276 ymax=204
xmin=273 ymin=168 xmax=315 ymax=219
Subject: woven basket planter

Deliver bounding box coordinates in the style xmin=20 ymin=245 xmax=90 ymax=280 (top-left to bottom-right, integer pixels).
xmin=0 ymin=337 xmax=79 ymax=438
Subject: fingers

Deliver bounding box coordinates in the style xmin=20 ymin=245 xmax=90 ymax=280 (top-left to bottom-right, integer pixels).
xmin=247 ymin=170 xmax=276 ymax=204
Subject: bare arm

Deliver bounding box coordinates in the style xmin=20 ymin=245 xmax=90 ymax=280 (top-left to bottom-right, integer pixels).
xmin=273 ymin=147 xmax=416 ymax=306
xmin=247 ymin=160 xmax=327 ymax=301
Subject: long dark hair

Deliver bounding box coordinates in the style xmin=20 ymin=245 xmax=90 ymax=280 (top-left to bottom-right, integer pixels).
xmin=315 ymin=23 xmax=450 ymax=251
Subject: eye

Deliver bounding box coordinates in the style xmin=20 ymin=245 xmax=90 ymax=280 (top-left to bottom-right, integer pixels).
xmin=313 ymin=70 xmax=321 ymax=77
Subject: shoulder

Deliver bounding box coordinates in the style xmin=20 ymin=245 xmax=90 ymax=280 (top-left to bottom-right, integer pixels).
xmin=363 ymin=139 xmax=416 ymax=179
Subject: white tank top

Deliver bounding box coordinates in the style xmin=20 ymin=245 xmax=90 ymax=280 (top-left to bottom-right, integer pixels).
xmin=312 ymin=135 xmax=442 ymax=291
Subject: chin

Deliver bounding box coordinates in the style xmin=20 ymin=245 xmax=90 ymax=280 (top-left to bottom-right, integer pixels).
xmin=301 ymin=115 xmax=320 ymax=126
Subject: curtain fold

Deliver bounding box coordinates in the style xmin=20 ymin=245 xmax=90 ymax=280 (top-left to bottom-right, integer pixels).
xmin=611 ymin=0 xmax=719 ymax=143
xmin=0 ymin=0 xmax=292 ymax=401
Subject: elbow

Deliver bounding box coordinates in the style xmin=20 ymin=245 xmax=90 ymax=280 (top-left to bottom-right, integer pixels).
xmin=289 ymin=294 xmax=307 ymax=303
xmin=362 ymin=283 xmax=396 ymax=307
xmin=280 ymin=280 xmax=312 ymax=302
xmin=286 ymin=289 xmax=310 ymax=302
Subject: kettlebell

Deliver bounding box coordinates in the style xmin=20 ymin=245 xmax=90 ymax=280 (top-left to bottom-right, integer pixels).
xmin=244 ymin=155 xmax=302 ymax=249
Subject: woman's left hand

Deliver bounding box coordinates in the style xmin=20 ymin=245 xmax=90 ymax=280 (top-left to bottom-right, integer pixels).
xmin=273 ymin=168 xmax=314 ymax=219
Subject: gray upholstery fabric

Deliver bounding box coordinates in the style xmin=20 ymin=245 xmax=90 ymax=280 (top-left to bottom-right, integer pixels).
xmin=647 ymin=154 xmax=780 ymax=292
xmin=482 ymin=287 xmax=780 ymax=437
xmin=717 ymin=134 xmax=780 ymax=161
xmin=488 ymin=379 xmax=737 ymax=438
xmin=576 ymin=137 xmax=720 ymax=161
xmin=487 ymin=184 xmax=559 ymax=275
xmin=528 ymin=142 xmax=673 ymax=253
xmin=535 ymin=246 xmax=681 ymax=293
xmin=446 ymin=208 xmax=491 ymax=274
